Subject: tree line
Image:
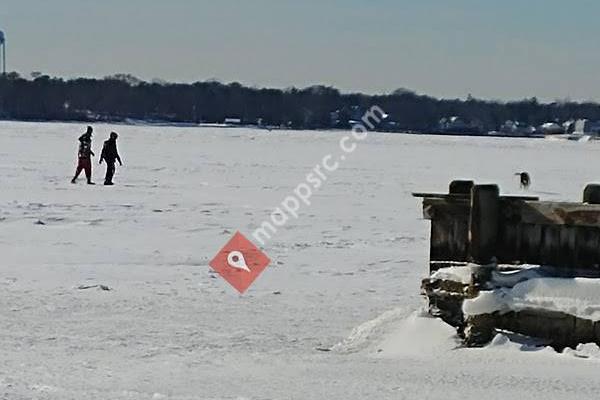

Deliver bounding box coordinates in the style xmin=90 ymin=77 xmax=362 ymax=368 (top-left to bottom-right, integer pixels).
xmin=1 ymin=72 xmax=600 ymax=132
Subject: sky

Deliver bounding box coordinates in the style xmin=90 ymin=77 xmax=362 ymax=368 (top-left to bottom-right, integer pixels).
xmin=1 ymin=0 xmax=600 ymax=101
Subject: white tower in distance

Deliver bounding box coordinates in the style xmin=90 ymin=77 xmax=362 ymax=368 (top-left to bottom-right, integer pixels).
xmin=0 ymin=31 xmax=5 ymax=75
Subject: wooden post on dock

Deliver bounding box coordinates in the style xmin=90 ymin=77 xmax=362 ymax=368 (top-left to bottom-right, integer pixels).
xmin=583 ymin=184 xmax=600 ymax=204
xmin=449 ymin=180 xmax=474 ymax=195
xmin=468 ymin=184 xmax=499 ymax=265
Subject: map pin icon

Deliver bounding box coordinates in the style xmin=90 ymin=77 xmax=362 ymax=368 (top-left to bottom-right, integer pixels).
xmin=227 ymin=251 xmax=251 ymax=272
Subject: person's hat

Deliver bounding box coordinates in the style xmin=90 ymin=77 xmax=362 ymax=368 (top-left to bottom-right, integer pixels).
xmin=110 ymin=131 xmax=118 ymax=139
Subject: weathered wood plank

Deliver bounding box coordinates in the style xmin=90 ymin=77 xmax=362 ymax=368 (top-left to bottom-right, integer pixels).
xmin=503 ymin=200 xmax=600 ymax=227
xmin=430 ymin=213 xmax=470 ymax=267
xmin=414 ymin=192 xmax=469 ymax=200
xmin=420 ymin=181 xmax=600 ymax=270
xmin=422 ymin=197 xmax=470 ymax=220
xmin=414 ymin=192 xmax=538 ymax=201
xmin=574 ymin=227 xmax=600 ymax=269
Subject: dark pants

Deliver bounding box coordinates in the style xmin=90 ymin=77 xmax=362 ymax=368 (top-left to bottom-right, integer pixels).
xmin=74 ymin=157 xmax=92 ymax=182
xmin=104 ymin=161 xmax=116 ymax=184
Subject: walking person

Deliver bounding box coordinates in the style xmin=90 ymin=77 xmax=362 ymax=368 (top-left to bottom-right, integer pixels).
xmin=99 ymin=132 xmax=123 ymax=185
xmin=71 ymin=126 xmax=95 ymax=184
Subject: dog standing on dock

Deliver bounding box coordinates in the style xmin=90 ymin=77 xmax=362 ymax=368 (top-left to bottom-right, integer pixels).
xmin=515 ymin=171 xmax=531 ymax=189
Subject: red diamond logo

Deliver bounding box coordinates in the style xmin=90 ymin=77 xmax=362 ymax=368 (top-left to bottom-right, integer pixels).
xmin=209 ymin=231 xmax=271 ymax=294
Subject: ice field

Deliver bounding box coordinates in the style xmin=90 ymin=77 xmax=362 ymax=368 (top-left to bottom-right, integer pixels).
xmin=2 ymin=121 xmax=600 ymax=399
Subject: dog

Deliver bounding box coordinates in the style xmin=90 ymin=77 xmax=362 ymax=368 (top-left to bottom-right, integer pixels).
xmin=515 ymin=171 xmax=531 ymax=189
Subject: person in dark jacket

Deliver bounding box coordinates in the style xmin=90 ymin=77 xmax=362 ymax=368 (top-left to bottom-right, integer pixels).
xmin=99 ymin=132 xmax=123 ymax=185
xmin=71 ymin=126 xmax=95 ymax=184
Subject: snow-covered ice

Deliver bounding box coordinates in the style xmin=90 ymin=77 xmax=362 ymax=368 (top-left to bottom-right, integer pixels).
xmin=2 ymin=121 xmax=600 ymax=399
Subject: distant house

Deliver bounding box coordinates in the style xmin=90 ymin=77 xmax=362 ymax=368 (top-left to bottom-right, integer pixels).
xmin=538 ymin=122 xmax=564 ymax=135
xmin=439 ymin=116 xmax=481 ymax=134
xmin=348 ymin=105 xmax=365 ymax=122
xmin=224 ymin=117 xmax=242 ymax=125
xmin=330 ymin=105 xmax=390 ymax=129
xmin=500 ymin=120 xmax=536 ymax=136
xmin=330 ymin=110 xmax=342 ymax=127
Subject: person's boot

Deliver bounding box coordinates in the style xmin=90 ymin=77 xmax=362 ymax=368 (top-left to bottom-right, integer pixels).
xmin=71 ymin=177 xmax=77 ymax=184
xmin=104 ymin=181 xmax=114 ymax=186
xmin=87 ymin=180 xmax=95 ymax=185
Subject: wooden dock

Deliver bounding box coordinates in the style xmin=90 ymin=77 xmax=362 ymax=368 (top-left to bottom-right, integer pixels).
xmin=416 ymin=180 xmax=600 ymax=348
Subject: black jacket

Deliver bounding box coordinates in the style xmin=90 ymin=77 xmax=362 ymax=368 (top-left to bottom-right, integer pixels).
xmin=100 ymin=138 xmax=121 ymax=164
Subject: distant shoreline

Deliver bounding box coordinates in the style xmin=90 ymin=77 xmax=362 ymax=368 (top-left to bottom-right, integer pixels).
xmin=0 ymin=117 xmax=549 ymax=140
xmin=2 ymin=74 xmax=599 ymax=138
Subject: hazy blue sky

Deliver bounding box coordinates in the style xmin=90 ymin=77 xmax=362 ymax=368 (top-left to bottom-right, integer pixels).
xmin=1 ymin=0 xmax=599 ymax=101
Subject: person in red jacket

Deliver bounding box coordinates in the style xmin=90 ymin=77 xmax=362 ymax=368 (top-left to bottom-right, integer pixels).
xmin=99 ymin=131 xmax=123 ymax=185
xmin=71 ymin=126 xmax=95 ymax=184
